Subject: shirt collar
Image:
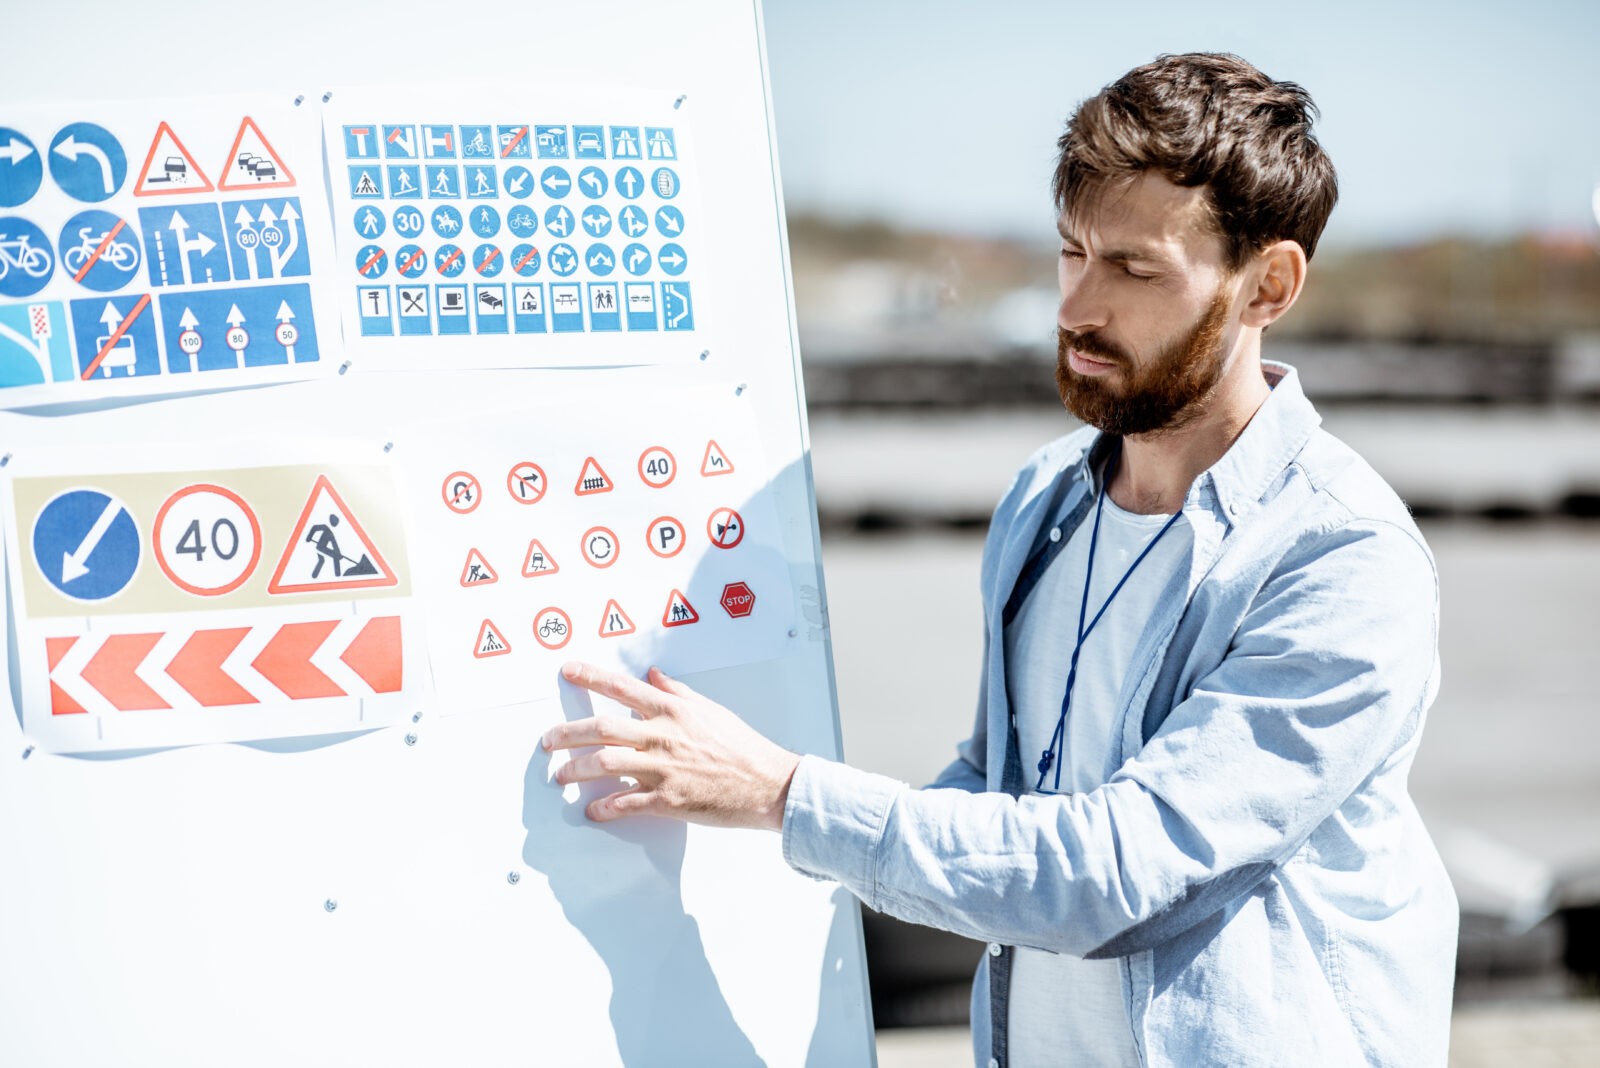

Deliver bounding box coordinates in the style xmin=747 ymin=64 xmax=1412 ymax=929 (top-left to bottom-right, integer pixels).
xmin=1070 ymin=361 xmax=1321 ymax=521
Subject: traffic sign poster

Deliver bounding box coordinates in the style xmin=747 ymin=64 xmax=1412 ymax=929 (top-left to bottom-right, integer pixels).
xmin=323 ymin=84 xmax=705 ymax=372
xmin=0 ymin=94 xmax=339 ymax=408
xmin=0 ymin=438 xmax=420 ymax=753
xmin=400 ymin=382 xmax=793 ymax=714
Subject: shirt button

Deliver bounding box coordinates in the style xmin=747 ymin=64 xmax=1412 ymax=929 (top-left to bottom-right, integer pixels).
xmin=1048 ymin=526 xmax=1061 ymax=543
xmin=987 ymin=942 xmax=1002 ymax=957
xmin=989 ymin=1059 xmax=1001 ymax=1068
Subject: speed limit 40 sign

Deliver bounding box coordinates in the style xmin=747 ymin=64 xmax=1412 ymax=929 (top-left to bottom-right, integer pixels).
xmin=153 ymin=483 xmax=263 ymax=595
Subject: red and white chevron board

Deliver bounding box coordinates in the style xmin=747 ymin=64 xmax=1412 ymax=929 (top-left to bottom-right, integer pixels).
xmin=44 ymin=616 xmax=403 ymax=715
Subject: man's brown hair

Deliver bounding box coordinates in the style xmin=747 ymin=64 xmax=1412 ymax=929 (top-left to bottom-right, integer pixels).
xmin=1054 ymin=53 xmax=1338 ymax=266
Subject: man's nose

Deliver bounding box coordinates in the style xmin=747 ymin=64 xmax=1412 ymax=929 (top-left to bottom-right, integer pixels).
xmin=1058 ymin=270 xmax=1110 ymax=335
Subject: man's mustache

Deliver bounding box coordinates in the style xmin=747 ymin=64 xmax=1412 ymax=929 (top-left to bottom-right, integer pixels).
xmin=1057 ymin=327 xmax=1129 ymax=367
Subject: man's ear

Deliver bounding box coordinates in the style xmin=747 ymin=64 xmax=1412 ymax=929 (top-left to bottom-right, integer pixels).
xmin=1240 ymin=240 xmax=1308 ymax=329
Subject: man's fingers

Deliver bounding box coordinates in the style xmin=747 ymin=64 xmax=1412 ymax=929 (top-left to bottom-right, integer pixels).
xmin=555 ymin=745 xmax=649 ymax=786
xmin=586 ymin=785 xmax=657 ymax=822
xmin=647 ymin=665 xmax=696 ymax=700
xmin=561 ymin=661 xmax=674 ymax=719
xmin=542 ymin=714 xmax=649 ymax=752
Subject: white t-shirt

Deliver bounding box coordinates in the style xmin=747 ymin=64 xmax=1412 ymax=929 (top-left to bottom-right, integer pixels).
xmin=1003 ymin=493 xmax=1190 ymax=1066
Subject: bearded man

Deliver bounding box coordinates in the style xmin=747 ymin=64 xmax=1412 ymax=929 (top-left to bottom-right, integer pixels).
xmin=547 ymin=53 xmax=1458 ymax=1066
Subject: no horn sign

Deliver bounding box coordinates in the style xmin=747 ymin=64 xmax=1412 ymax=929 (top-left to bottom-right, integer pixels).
xmin=720 ymin=581 xmax=754 ymax=618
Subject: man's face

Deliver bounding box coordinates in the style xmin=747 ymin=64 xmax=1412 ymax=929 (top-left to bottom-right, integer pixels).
xmin=1055 ymin=173 xmax=1241 ymax=435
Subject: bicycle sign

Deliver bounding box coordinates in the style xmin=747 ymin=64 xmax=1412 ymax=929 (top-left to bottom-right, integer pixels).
xmin=59 ymin=210 xmax=141 ymax=292
xmin=0 ymin=217 xmax=55 ymax=297
xmin=533 ymin=607 xmax=572 ymax=650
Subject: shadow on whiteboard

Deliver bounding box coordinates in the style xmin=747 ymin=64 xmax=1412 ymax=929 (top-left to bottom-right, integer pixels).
xmin=520 ymin=680 xmax=765 ymax=1067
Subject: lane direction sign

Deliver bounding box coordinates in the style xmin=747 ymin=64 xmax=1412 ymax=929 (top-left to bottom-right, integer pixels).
xmin=31 ymin=487 xmax=141 ymax=601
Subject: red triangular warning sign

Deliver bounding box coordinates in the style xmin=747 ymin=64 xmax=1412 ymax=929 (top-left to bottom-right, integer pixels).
xmin=133 ymin=121 xmax=214 ymax=197
xmin=662 ymin=589 xmax=700 ymax=628
xmin=701 ymin=440 xmax=735 ymax=477
xmin=574 ymin=457 xmax=613 ymax=496
xmin=219 ymin=116 xmax=296 ymax=190
xmin=598 ymin=598 xmax=636 ymax=638
xmin=521 ymin=538 xmax=559 ymax=577
xmin=267 ymin=475 xmax=398 ymax=594
xmin=459 ymin=548 xmax=499 ymax=587
xmin=474 ymin=619 xmax=512 ymax=658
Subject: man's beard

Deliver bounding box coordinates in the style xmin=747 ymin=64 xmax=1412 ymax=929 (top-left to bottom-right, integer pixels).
xmin=1055 ymin=289 xmax=1232 ymax=436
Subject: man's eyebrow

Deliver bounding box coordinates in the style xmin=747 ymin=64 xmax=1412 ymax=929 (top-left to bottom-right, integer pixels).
xmin=1057 ymin=226 xmax=1175 ymax=266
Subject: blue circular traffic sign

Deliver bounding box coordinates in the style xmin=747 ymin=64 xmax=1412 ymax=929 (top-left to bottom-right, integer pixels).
xmin=0 ymin=215 xmax=55 ymax=297
xmin=32 ymin=488 xmax=141 ymax=602
xmin=506 ymin=205 xmax=539 ymax=238
xmin=654 ymin=205 xmax=685 ymax=238
xmin=431 ymin=204 xmax=463 ymax=238
xmin=470 ymin=205 xmax=501 ymax=238
xmin=578 ymin=165 xmax=608 ymax=198
xmin=0 ymin=129 xmax=44 ymax=208
xmin=548 ymin=243 xmax=578 ymax=277
xmin=544 ymin=204 xmax=574 ymax=239
xmin=48 ymin=123 xmax=126 ymax=203
xmin=503 ymin=165 xmax=534 ymax=200
xmin=585 ymin=243 xmax=615 ymax=276
xmin=396 ymin=243 xmax=427 ymax=278
xmin=540 ymin=165 xmax=571 ymax=199
xmin=356 ymin=244 xmax=389 ymax=278
xmin=391 ymin=204 xmax=425 ymax=238
xmin=651 ymin=168 xmax=680 ymax=199
xmin=622 ymin=242 xmax=652 ymax=276
xmin=435 ymin=243 xmax=466 ymax=277
xmin=510 ymin=243 xmax=541 ymax=276
xmin=615 ymin=166 xmax=644 ymax=200
xmin=580 ymin=205 xmax=612 ymax=238
xmin=618 ymin=204 xmax=649 ymax=239
xmin=353 ymin=205 xmax=386 ymax=238
xmin=472 ymin=243 xmax=503 ymax=277
xmin=59 ymin=209 xmax=140 ymax=291
xmin=658 ymin=242 xmax=688 ymax=276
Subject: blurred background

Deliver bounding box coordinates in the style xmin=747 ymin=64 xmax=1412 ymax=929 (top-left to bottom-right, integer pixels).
xmin=763 ymin=1 xmax=1600 ymax=1062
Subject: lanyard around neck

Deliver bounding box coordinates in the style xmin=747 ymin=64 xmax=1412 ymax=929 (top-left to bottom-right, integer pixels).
xmin=1035 ymin=480 xmax=1184 ymax=792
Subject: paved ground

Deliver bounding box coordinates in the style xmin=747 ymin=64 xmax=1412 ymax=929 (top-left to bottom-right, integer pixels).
xmin=875 ymin=1000 xmax=1600 ymax=1066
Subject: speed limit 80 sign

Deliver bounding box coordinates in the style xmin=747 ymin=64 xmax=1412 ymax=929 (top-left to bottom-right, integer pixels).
xmin=153 ymin=483 xmax=263 ymax=596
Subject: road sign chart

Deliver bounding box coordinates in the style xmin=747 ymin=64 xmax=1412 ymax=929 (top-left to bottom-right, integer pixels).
xmin=403 ymin=383 xmax=793 ymax=713
xmin=0 ymin=95 xmax=339 ymax=408
xmin=2 ymin=445 xmax=419 ymax=753
xmin=324 ymin=85 xmax=704 ymax=370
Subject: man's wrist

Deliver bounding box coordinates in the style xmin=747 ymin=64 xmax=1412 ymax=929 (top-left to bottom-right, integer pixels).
xmin=762 ymin=750 xmax=802 ymax=832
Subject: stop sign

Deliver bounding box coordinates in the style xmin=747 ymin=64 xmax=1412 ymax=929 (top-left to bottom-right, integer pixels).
xmin=720 ymin=581 xmax=755 ymax=618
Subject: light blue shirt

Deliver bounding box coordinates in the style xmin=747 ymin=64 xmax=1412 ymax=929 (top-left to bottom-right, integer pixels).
xmin=783 ymin=364 xmax=1457 ymax=1067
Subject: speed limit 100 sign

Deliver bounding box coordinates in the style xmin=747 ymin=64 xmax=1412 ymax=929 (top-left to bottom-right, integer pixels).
xmin=153 ymin=484 xmax=263 ymax=596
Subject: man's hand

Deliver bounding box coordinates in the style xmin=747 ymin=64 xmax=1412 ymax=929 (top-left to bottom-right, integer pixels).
xmin=543 ymin=662 xmax=801 ymax=831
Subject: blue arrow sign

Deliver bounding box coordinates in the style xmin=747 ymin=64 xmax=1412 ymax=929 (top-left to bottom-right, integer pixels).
xmin=48 ymin=123 xmax=126 ymax=203
xmin=581 ymin=205 xmax=612 ymax=238
xmin=615 ymin=166 xmax=644 ymax=200
xmin=70 ymin=294 xmax=158 ymax=378
xmin=156 ymin=282 xmax=319 ymax=372
xmin=544 ymin=205 xmax=574 ymax=238
xmin=226 ymin=198 xmax=311 ymax=280
xmin=547 ymin=243 xmax=578 ymax=277
xmin=622 ymin=242 xmax=651 ymax=276
xmin=139 ymin=203 xmax=231 ymax=288
xmin=32 ymin=488 xmax=141 ymax=601
xmin=618 ymin=205 xmax=648 ymax=239
xmin=0 ymin=128 xmax=43 ymax=208
xmin=578 ymin=166 xmax=608 ymax=198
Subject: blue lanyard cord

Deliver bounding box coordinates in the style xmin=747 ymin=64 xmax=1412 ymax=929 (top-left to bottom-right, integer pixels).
xmin=1035 ymin=485 xmax=1185 ymax=792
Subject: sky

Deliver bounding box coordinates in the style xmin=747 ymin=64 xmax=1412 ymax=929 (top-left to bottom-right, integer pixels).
xmin=762 ymin=0 xmax=1600 ymax=248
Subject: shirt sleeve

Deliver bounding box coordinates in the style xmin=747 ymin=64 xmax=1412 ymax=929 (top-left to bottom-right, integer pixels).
xmin=780 ymin=518 xmax=1439 ymax=958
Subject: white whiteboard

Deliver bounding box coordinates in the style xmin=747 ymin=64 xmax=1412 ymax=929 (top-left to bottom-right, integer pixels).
xmin=0 ymin=2 xmax=874 ymax=1064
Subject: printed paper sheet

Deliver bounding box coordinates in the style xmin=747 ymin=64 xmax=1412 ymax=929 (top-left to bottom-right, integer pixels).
xmin=0 ymin=95 xmax=340 ymax=408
